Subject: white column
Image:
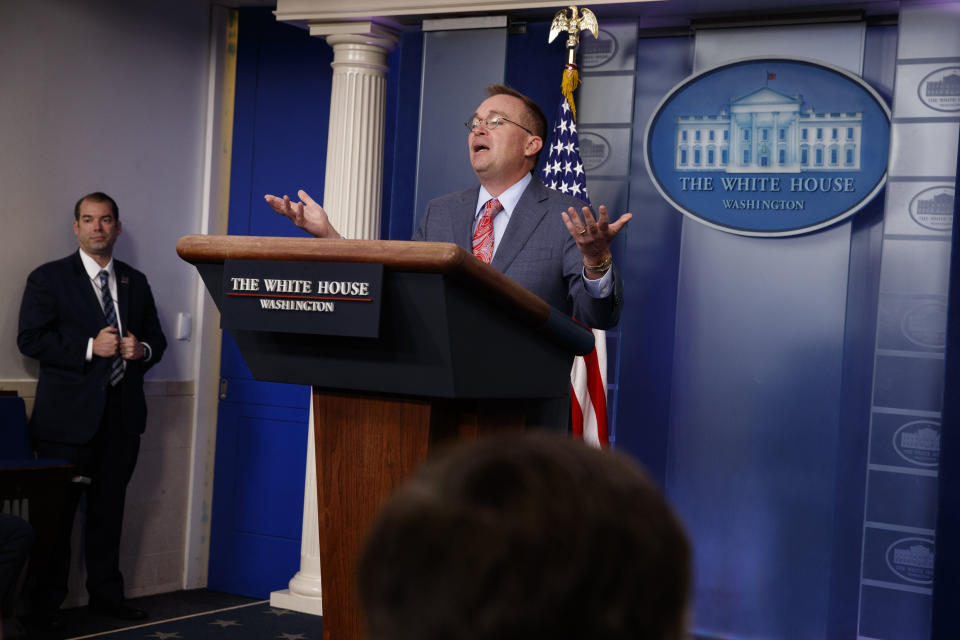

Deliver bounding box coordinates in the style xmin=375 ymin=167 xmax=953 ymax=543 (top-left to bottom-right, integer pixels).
xmin=269 ymin=22 xmax=397 ymax=617
xmin=315 ymin=25 xmax=399 ymax=240
xmin=270 ymin=395 xmax=324 ymax=615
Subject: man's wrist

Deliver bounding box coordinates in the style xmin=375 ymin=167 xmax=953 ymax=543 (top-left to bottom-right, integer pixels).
xmin=582 ymin=266 xmax=614 ymax=298
xmin=583 ymin=253 xmax=613 ymax=275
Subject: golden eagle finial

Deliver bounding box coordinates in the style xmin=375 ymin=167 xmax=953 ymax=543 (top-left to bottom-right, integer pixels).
xmin=548 ymin=6 xmax=599 ymax=120
xmin=549 ymin=6 xmax=599 ymax=63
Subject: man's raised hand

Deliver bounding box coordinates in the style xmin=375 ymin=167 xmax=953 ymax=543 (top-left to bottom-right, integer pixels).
xmin=561 ymin=205 xmax=632 ymax=279
xmin=264 ymin=189 xmax=340 ymax=239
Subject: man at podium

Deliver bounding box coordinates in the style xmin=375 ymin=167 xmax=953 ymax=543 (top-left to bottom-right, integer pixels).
xmin=265 ymin=85 xmax=630 ymax=332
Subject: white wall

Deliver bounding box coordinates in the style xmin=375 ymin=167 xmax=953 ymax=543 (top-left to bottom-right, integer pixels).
xmin=0 ymin=0 xmax=220 ymax=604
xmin=0 ymin=0 xmax=211 ymax=382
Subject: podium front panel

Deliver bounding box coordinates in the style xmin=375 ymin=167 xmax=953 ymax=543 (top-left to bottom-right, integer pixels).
xmin=199 ymin=264 xmax=573 ymax=399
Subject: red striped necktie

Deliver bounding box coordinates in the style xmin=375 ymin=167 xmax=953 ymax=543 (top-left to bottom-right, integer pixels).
xmin=472 ymin=198 xmax=502 ymax=264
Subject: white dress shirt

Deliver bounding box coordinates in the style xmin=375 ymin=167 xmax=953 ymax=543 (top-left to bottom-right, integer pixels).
xmin=78 ymin=249 xmax=151 ymax=363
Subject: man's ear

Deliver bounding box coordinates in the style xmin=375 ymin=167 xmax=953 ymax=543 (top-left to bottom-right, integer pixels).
xmin=525 ymin=135 xmax=544 ymax=158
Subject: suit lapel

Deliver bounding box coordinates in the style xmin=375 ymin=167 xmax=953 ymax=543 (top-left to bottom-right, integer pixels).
xmin=454 ymin=187 xmax=480 ymax=252
xmin=490 ymin=179 xmax=550 ymax=273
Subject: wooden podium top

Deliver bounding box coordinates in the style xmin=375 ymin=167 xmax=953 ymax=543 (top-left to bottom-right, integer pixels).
xmin=178 ymin=234 xmax=554 ymax=331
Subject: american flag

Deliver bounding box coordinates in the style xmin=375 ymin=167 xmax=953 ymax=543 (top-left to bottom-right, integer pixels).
xmin=540 ymin=99 xmax=589 ymax=202
xmin=539 ymin=97 xmax=609 ymax=448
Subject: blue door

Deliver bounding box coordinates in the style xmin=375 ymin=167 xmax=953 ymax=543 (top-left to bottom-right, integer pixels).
xmin=207 ymin=8 xmax=332 ymax=597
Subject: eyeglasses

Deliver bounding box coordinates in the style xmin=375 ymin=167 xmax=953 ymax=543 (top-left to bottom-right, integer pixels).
xmin=465 ymin=115 xmax=536 ymax=136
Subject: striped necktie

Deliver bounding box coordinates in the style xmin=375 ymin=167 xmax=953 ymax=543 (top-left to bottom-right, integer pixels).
xmin=472 ymin=198 xmax=502 ymax=264
xmin=98 ymin=270 xmax=124 ymax=386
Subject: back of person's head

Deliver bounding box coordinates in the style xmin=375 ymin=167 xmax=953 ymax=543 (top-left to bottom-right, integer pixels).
xmin=357 ymin=432 xmax=691 ymax=640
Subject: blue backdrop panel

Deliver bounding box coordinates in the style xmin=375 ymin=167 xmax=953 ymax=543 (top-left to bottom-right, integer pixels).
xmin=667 ymin=222 xmax=850 ymax=639
xmin=504 ymin=21 xmax=569 ymax=124
xmin=879 ymin=238 xmax=952 ymax=296
xmin=855 ymin=5 xmax=960 ymax=634
xmin=825 ymin=26 xmax=896 ymax=637
xmin=414 ymin=27 xmax=506 ymax=228
xmin=873 ymin=355 xmax=945 ymax=412
xmin=931 ymin=124 xmax=960 ymax=640
xmin=383 ymin=31 xmax=423 ymax=240
xmin=861 ymin=585 xmax=934 ymax=640
xmin=618 ymin=34 xmax=692 ymax=481
xmin=866 ymin=471 xmax=939 ymax=530
xmin=621 ymin=22 xmax=885 ymax=640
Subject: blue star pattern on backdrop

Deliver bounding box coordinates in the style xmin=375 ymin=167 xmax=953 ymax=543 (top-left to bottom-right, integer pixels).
xmin=539 ymin=98 xmax=590 ymax=205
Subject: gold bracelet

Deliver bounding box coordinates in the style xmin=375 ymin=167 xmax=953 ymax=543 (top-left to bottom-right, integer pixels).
xmin=583 ymin=253 xmax=613 ymax=274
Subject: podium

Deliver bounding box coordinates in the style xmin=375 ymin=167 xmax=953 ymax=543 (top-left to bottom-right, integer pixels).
xmin=177 ymin=235 xmax=593 ymax=640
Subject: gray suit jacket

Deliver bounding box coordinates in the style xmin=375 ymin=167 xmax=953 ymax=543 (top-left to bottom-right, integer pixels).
xmin=412 ymin=178 xmax=623 ymax=329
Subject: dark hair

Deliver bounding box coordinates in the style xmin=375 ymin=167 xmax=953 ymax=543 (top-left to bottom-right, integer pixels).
xmin=74 ymin=192 xmax=119 ymax=221
xmin=485 ymin=84 xmax=548 ymax=171
xmin=358 ymin=432 xmax=691 ymax=640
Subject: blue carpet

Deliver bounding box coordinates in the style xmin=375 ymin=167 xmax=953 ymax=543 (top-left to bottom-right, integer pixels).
xmin=70 ymin=601 xmax=322 ymax=640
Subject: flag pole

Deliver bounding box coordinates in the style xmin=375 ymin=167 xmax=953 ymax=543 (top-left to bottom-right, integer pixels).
xmin=546 ymin=6 xmax=610 ymax=448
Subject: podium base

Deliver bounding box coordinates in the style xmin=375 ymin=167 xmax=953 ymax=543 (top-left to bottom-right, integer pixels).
xmin=270 ymin=589 xmax=323 ymax=616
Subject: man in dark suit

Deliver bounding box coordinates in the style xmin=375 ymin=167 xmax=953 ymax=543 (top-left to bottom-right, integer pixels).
xmin=264 ymin=85 xmax=630 ymax=330
xmin=18 ymin=192 xmax=166 ymax=625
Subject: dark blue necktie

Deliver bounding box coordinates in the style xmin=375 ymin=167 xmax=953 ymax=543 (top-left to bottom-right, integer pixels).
xmin=98 ymin=270 xmax=124 ymax=386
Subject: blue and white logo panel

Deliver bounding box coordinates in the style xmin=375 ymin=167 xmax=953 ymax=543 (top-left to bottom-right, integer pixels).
xmin=863 ymin=527 xmax=935 ymax=589
xmin=883 ymin=182 xmax=954 ymax=236
xmin=892 ymin=63 xmax=960 ymax=117
xmin=579 ymin=131 xmax=613 ymax=173
xmin=886 ymin=537 xmax=936 ymax=585
xmin=870 ymin=412 xmax=941 ymax=470
xmin=580 ymin=28 xmax=618 ymax=69
xmin=579 ymin=22 xmax=635 ymax=73
xmin=910 ymin=186 xmax=955 ymax=232
xmin=645 ymin=58 xmax=891 ymax=237
xmin=919 ymin=66 xmax=960 ymax=113
xmin=900 ymin=299 xmax=948 ymax=350
xmin=877 ymin=294 xmax=949 ymax=353
xmin=893 ymin=420 xmax=941 ymax=468
xmin=576 ymin=126 xmax=632 ymax=178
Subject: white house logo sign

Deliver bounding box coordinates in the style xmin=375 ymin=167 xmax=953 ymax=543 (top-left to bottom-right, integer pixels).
xmin=909 ymin=186 xmax=954 ymax=231
xmin=579 ymin=28 xmax=618 ymax=68
xmin=918 ymin=66 xmax=960 ymax=112
xmin=645 ymin=58 xmax=891 ymax=237
xmin=886 ymin=537 xmax=935 ymax=584
xmin=578 ymin=132 xmax=611 ymax=172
